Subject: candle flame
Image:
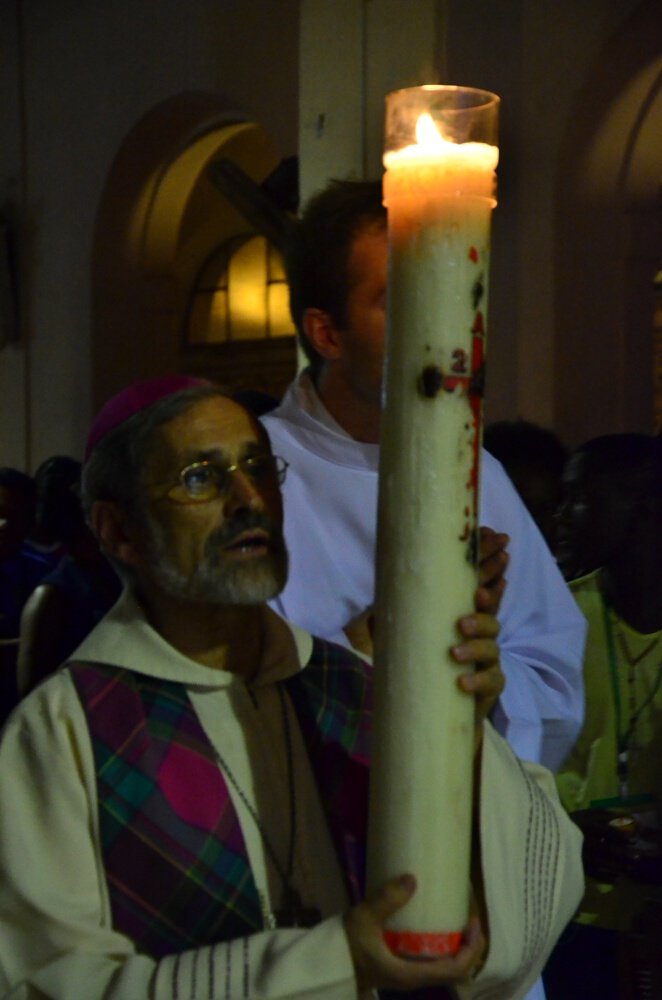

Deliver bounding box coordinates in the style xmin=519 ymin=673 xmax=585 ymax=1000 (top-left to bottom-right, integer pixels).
xmin=384 ymin=112 xmax=499 ymax=177
xmin=415 ymin=113 xmax=447 ymax=148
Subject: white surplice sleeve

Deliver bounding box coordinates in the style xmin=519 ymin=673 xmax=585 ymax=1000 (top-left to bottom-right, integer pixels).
xmin=464 ymin=723 xmax=584 ymax=1000
xmin=0 ymin=675 xmax=358 ymax=1000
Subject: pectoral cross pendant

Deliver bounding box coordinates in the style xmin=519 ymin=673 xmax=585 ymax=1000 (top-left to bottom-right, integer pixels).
xmin=273 ymin=886 xmax=321 ymax=928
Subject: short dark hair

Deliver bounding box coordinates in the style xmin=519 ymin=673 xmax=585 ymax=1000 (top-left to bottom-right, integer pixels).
xmin=572 ymin=433 xmax=661 ymax=506
xmin=0 ymin=467 xmax=35 ymax=500
xmin=484 ymin=420 xmax=569 ymax=478
xmin=32 ymin=455 xmax=83 ymax=540
xmin=285 ymin=179 xmax=386 ymax=374
xmin=0 ymin=469 xmax=36 ymax=553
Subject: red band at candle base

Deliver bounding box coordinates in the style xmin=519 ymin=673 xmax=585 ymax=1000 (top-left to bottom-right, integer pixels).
xmin=383 ymin=929 xmax=464 ymax=959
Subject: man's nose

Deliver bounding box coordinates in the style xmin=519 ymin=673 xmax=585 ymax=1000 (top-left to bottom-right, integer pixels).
xmin=222 ymin=469 xmax=264 ymax=515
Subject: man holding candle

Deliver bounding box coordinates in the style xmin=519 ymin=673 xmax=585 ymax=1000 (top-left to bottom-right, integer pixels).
xmin=262 ymin=178 xmax=586 ymax=773
xmin=0 ymin=377 xmax=583 ymax=999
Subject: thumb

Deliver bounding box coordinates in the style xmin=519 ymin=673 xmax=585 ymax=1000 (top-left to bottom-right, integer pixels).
xmin=365 ymin=874 xmax=417 ymax=924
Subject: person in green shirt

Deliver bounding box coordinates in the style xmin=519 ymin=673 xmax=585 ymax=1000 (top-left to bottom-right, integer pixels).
xmin=556 ymin=433 xmax=662 ymax=814
xmin=544 ymin=433 xmax=662 ymax=1000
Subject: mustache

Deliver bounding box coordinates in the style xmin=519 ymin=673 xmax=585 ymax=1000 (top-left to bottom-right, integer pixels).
xmin=205 ymin=510 xmax=284 ymax=552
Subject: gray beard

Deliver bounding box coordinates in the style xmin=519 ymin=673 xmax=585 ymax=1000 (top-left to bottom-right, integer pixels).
xmin=144 ymin=512 xmax=289 ymax=606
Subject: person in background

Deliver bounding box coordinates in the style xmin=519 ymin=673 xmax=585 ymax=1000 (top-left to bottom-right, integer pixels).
xmin=556 ymin=433 xmax=662 ymax=811
xmin=545 ymin=433 xmax=662 ymax=1000
xmin=17 ymin=463 xmax=121 ymax=697
xmin=261 ymin=178 xmax=586 ymax=773
xmin=554 ymin=433 xmax=646 ymax=582
xmin=23 ymin=455 xmax=83 ymax=569
xmin=0 ymin=376 xmax=583 ymax=1000
xmin=0 ymin=468 xmax=52 ymax=722
xmin=483 ymin=419 xmax=569 ymax=552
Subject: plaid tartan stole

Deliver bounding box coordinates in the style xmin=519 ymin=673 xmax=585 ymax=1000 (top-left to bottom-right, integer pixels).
xmin=70 ymin=644 xmax=373 ymax=958
xmin=285 ymin=636 xmax=373 ymax=904
xmin=71 ymin=662 xmax=264 ymax=957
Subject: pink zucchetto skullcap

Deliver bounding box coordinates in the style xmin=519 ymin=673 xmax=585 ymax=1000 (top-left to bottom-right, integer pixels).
xmin=84 ymin=374 xmax=212 ymax=461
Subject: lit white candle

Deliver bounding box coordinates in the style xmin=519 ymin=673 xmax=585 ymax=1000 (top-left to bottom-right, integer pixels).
xmin=367 ymin=86 xmax=499 ymax=958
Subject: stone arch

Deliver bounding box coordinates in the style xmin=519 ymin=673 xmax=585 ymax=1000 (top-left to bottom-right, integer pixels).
xmin=91 ymin=91 xmax=296 ymax=409
xmin=554 ymin=0 xmax=662 ymax=446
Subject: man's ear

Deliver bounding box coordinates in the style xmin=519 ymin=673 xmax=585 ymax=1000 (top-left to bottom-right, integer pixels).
xmin=90 ymin=501 xmax=141 ymax=568
xmin=302 ymin=308 xmax=343 ymax=362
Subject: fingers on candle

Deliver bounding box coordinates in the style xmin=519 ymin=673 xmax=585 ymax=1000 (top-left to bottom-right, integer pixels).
xmin=370 ymin=874 xmax=418 ymax=921
xmin=344 ymin=875 xmax=417 ymax=944
xmin=459 ymin=659 xmax=504 ymax=701
xmin=475 ymin=578 xmax=506 ymax=616
xmin=455 ymin=611 xmax=500 ymax=645
xmin=384 ymin=916 xmax=486 ymax=991
xmin=452 ymin=616 xmax=500 ymax=699
xmin=452 ymin=613 xmax=504 ymax=710
xmin=391 ymin=938 xmax=486 ymax=991
xmin=345 ymin=876 xmax=487 ymax=992
xmin=478 ymin=526 xmax=509 ymax=552
xmin=477 ymin=527 xmax=509 ymax=615
xmin=460 ymin=663 xmax=504 ymax=739
xmin=344 ymin=874 xmax=418 ymax=992
xmin=454 ymin=637 xmax=500 ymax=664
xmin=478 ymin=528 xmax=509 ymax=572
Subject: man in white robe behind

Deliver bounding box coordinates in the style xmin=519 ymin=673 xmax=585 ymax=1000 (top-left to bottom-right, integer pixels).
xmin=262 ymin=178 xmax=586 ymax=774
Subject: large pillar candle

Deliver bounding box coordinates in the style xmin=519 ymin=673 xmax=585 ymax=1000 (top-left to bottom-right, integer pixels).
xmin=367 ymin=85 xmax=499 ymax=958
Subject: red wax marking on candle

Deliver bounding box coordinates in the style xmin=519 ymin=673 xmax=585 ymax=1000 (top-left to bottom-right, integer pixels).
xmin=466 ymin=313 xmax=486 ymax=530
xmin=384 ymin=929 xmax=464 ymax=958
xmin=468 ymin=246 xmax=478 ymax=263
xmin=451 ymin=347 xmax=468 ymax=374
xmin=471 ymin=311 xmax=484 ymax=335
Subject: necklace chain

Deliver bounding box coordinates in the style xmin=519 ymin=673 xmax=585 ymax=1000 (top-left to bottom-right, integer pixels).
xmin=212 ymin=684 xmax=320 ymax=928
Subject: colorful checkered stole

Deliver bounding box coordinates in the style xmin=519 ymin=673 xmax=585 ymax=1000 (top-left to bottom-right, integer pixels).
xmin=71 ymin=661 xmax=260 ymax=955
xmin=69 ymin=636 xmax=372 ymax=958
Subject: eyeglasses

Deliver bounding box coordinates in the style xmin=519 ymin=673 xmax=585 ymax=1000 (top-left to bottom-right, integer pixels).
xmin=163 ymin=454 xmax=289 ymax=505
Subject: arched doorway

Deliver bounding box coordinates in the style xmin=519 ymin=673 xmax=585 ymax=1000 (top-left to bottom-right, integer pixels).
xmin=91 ymin=92 xmax=297 ymax=410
